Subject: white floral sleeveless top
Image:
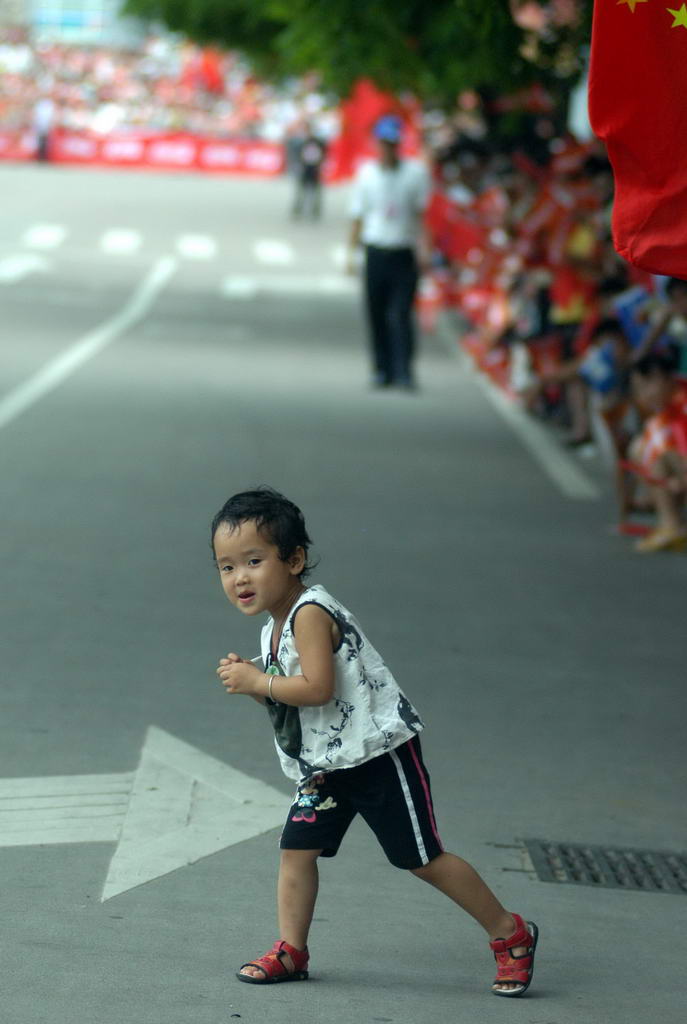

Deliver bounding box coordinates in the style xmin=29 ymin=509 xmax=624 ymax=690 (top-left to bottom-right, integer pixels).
xmin=260 ymin=585 xmax=424 ymax=784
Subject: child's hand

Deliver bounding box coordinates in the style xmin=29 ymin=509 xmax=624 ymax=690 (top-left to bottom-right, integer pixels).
xmin=219 ymin=652 xmax=244 ymax=665
xmin=217 ymin=655 xmax=264 ymax=697
xmin=217 ymin=652 xmax=245 ymax=689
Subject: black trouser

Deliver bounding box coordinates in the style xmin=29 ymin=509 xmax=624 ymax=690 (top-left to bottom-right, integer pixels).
xmin=364 ymin=245 xmax=418 ymax=384
xmin=36 ymin=132 xmax=50 ymax=162
xmin=292 ymin=170 xmax=322 ymax=219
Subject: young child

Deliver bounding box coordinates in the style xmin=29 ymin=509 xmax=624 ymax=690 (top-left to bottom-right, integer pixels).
xmin=212 ymin=487 xmax=538 ymax=997
xmin=628 ymin=354 xmax=687 ymax=552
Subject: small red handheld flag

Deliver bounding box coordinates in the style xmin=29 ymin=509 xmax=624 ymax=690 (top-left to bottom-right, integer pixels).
xmin=589 ymin=0 xmax=687 ymax=278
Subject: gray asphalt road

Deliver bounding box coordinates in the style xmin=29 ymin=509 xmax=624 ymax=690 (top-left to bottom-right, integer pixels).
xmin=1 ymin=164 xmax=684 ymax=1024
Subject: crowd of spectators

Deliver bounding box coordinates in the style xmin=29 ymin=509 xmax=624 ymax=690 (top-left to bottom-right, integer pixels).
xmin=2 ymin=28 xmax=684 ymax=552
xmin=423 ymin=104 xmax=687 ymax=553
xmin=0 ymin=29 xmax=338 ymax=141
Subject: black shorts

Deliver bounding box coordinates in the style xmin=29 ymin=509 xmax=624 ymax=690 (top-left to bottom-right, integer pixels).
xmin=279 ymin=736 xmax=444 ymax=870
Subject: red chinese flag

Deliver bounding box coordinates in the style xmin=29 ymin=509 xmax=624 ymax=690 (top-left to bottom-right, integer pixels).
xmin=326 ymin=79 xmax=421 ymax=182
xmin=589 ymin=0 xmax=687 ymax=278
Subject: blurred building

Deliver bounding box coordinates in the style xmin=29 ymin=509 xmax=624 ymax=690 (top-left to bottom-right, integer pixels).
xmin=12 ymin=1 xmax=147 ymax=46
xmin=0 ymin=0 xmax=29 ymax=26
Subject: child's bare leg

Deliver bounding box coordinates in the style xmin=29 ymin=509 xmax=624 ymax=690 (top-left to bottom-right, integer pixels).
xmin=651 ymin=482 xmax=683 ymax=533
xmin=278 ymin=848 xmax=321 ymax=949
xmin=652 ymin=454 xmax=687 ymax=532
xmin=566 ymin=376 xmax=591 ymax=441
xmin=240 ymin=848 xmax=321 ymax=978
xmin=411 ymin=852 xmax=527 ymax=992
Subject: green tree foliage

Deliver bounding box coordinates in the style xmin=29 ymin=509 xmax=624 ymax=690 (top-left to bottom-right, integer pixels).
xmin=124 ymin=0 xmax=593 ymax=102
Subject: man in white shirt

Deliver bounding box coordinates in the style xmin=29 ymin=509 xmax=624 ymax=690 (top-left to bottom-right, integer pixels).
xmin=347 ymin=115 xmax=431 ymax=389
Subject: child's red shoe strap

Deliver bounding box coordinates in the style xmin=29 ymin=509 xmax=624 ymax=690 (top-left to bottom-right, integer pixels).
xmin=489 ymin=913 xmax=529 ymax=954
xmin=275 ymin=940 xmax=309 ymax=969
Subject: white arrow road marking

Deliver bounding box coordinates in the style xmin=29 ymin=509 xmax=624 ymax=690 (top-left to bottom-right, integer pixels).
xmin=0 ymin=773 xmax=134 ymax=845
xmin=22 ymin=224 xmax=67 ymax=250
xmin=0 ymin=253 xmax=51 ymax=283
xmin=176 ymin=234 xmax=217 ymax=260
xmin=100 ymin=229 xmax=142 ymax=255
xmin=0 ymin=256 xmax=177 ymax=432
xmin=221 ymin=273 xmax=356 ymax=299
xmin=102 ymin=726 xmax=287 ymax=901
xmin=0 ymin=727 xmax=288 ymax=901
xmin=253 ymin=238 xmax=294 ymax=265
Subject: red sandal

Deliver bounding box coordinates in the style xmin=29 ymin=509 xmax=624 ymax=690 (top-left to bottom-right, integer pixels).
xmin=489 ymin=912 xmax=538 ymax=997
xmin=237 ymin=940 xmax=309 ymax=984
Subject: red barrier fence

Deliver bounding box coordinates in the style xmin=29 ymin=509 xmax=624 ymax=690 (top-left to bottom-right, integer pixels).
xmin=0 ymin=129 xmax=285 ymax=175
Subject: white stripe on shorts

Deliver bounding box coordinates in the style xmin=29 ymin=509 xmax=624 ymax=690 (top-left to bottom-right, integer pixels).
xmin=390 ymin=747 xmax=428 ymax=865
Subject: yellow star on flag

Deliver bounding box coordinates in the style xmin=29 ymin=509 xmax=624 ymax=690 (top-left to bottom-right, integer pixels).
xmin=617 ymin=0 xmax=648 ymax=11
xmin=667 ymin=4 xmax=687 ymax=26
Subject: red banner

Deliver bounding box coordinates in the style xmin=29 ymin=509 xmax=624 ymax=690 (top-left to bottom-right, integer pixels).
xmin=0 ymin=129 xmax=285 ymax=176
xmin=0 ymin=131 xmax=34 ymax=161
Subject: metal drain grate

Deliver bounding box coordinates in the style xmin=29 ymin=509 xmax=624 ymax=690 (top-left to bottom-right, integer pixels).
xmin=523 ymin=839 xmax=687 ymax=895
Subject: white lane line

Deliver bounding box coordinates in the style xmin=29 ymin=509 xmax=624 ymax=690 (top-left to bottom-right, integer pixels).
xmin=221 ymin=273 xmax=356 ymax=298
xmin=176 ymin=234 xmax=217 ymax=260
xmin=469 ymin=369 xmax=601 ymax=499
xmin=253 ymin=238 xmax=294 ymax=265
xmin=0 ymin=256 xmax=177 ymax=432
xmin=0 ymin=253 xmax=50 ymax=283
xmin=22 ymin=224 xmax=67 ymax=250
xmin=100 ymin=229 xmax=142 ymax=255
xmin=437 ymin=314 xmax=600 ymax=500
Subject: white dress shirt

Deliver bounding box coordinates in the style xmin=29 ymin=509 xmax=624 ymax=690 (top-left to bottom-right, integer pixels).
xmin=349 ymin=158 xmax=431 ymax=248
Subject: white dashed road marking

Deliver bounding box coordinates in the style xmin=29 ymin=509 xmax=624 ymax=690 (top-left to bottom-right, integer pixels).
xmin=253 ymin=238 xmax=294 ymax=265
xmin=13 ymin=227 xmax=351 ymax=273
xmin=100 ymin=229 xmax=142 ymax=255
xmin=221 ymin=273 xmax=356 ymax=298
xmin=176 ymin=234 xmax=217 ymax=260
xmin=22 ymin=224 xmax=67 ymax=250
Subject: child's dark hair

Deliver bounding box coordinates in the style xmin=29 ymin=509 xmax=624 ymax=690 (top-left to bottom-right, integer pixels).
xmin=210 ymin=487 xmax=316 ymax=579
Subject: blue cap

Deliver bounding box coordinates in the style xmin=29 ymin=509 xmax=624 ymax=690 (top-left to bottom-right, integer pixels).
xmin=374 ymin=115 xmax=402 ymax=144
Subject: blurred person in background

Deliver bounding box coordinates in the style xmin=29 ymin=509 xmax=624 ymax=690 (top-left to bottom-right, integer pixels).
xmin=631 ymin=276 xmax=687 ymax=375
xmin=629 ymin=352 xmax=687 ymax=552
xmin=32 ymin=91 xmax=55 ymax=161
xmin=291 ymin=123 xmax=327 ymax=220
xmin=347 ymin=115 xmax=431 ymax=390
